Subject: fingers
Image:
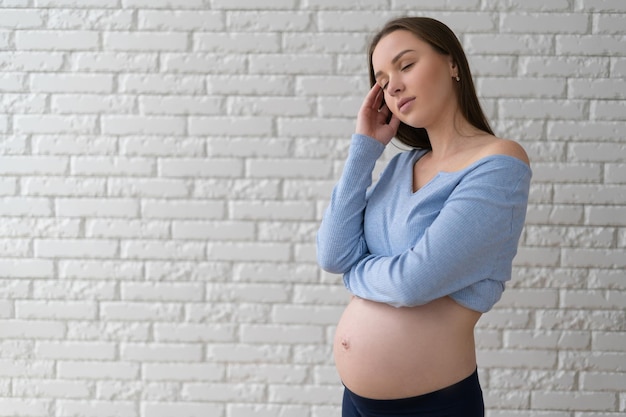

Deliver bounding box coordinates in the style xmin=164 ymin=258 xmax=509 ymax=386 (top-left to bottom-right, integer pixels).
xmin=363 ymin=83 xmax=383 ymax=110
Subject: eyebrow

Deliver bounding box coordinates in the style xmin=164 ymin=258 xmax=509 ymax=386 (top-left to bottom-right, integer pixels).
xmin=374 ymin=49 xmax=415 ymax=80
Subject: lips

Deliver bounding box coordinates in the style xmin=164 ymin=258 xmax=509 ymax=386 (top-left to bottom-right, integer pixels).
xmin=397 ymin=97 xmax=415 ymax=113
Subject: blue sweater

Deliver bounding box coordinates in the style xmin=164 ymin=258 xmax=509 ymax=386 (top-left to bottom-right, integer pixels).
xmin=317 ymin=134 xmax=531 ymax=313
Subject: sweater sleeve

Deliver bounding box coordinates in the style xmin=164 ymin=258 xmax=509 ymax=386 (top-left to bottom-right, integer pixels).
xmin=316 ymin=134 xmax=385 ymax=274
xmin=343 ymin=157 xmax=531 ymax=312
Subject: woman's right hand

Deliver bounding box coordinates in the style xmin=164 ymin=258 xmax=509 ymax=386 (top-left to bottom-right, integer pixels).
xmin=355 ymin=84 xmax=401 ymax=146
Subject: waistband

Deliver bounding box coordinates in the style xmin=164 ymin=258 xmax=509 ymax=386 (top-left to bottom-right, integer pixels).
xmin=343 ymin=368 xmax=482 ymax=409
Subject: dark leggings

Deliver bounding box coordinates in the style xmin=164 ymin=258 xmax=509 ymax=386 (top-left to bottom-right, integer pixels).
xmin=342 ymin=369 xmax=484 ymax=417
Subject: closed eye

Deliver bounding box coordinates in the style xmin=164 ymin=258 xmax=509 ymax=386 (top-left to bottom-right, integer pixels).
xmin=401 ymin=63 xmax=414 ymax=71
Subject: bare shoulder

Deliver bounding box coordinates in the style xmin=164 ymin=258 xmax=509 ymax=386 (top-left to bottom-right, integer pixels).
xmin=482 ymin=137 xmax=530 ymax=166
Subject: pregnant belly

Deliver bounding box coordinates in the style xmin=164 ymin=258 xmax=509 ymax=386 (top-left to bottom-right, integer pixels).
xmin=334 ymin=296 xmax=481 ymax=399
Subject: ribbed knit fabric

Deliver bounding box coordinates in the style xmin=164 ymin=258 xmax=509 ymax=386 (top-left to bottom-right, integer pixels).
xmin=317 ymin=134 xmax=532 ymax=313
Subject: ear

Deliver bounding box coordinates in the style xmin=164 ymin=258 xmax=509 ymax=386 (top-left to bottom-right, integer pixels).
xmin=448 ymin=57 xmax=458 ymax=78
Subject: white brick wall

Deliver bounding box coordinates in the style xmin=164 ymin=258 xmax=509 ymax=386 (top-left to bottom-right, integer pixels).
xmin=0 ymin=1 xmax=624 ymax=416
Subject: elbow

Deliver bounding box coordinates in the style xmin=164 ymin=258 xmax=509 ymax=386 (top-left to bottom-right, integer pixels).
xmin=316 ymin=250 xmax=350 ymax=274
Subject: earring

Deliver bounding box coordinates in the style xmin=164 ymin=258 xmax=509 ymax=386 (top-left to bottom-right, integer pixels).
xmin=455 ymin=76 xmax=460 ymax=82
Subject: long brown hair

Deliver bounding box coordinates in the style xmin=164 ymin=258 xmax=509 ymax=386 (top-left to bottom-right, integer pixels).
xmin=368 ymin=17 xmax=493 ymax=149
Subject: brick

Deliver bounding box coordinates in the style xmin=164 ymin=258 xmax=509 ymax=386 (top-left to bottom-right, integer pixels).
xmin=35 ymin=238 xmax=118 ymax=258
xmin=317 ymin=11 xmax=394 ymax=31
xmin=501 ymin=13 xmax=589 ymax=33
xmin=141 ymin=96 xmax=222 ymax=115
xmin=31 ymin=74 xmax=114 ymax=93
xmin=22 ymin=177 xmax=105 ymax=197
xmin=32 ymin=135 xmax=117 ymax=155
xmin=570 ymin=142 xmax=626 ymax=162
xmin=56 ymin=198 xmax=139 ymax=217
xmin=250 ymin=54 xmax=333 ymax=75
xmin=37 ymin=0 xmax=119 ymax=6
xmin=109 ymin=178 xmax=191 ymax=198
xmin=532 ymin=391 xmax=616 ymax=411
xmin=121 ymin=282 xmax=204 ymax=302
xmin=525 ymin=226 xmax=615 ymax=248
xmin=228 ymin=11 xmax=312 ymax=31
xmin=100 ymin=302 xmax=182 ymax=322
xmin=35 ymin=341 xmax=115 ymax=360
xmin=562 ymin=248 xmax=626 ymax=268
xmin=478 ymin=77 xmax=566 ymax=98
xmin=86 ymin=219 xmax=170 ymax=239
xmin=558 ymin=35 xmax=626 ymax=56
xmin=194 ymin=179 xmax=280 ymax=199
xmin=230 ymin=201 xmax=315 ymax=221
xmin=206 ymin=343 xmax=290 ymax=363
xmin=248 ymin=159 xmax=332 ymax=179
xmin=272 ymin=305 xmax=343 ymax=325
xmin=13 ymin=379 xmax=90 ymax=399
xmin=182 ymin=382 xmax=265 ymax=402
xmin=477 ymin=349 xmax=557 ymax=368
xmin=0 ymin=9 xmax=45 ymax=28
xmin=121 ymin=240 xmax=205 ymax=260
xmin=569 ymin=78 xmax=626 ymax=99
xmin=15 ymin=115 xmax=97 ymax=134
xmin=146 ymin=261 xmax=230 ymax=282
xmin=0 ymin=197 xmax=52 ymax=216
xmin=153 ymin=323 xmax=236 ymax=342
xmin=593 ymin=332 xmax=626 ymax=351
xmin=519 ymin=56 xmax=609 ymax=78
xmin=101 ymin=116 xmax=185 ymax=135
xmin=0 ymin=93 xmax=46 ymax=113
xmin=16 ymin=30 xmax=99 ymax=50
xmin=228 ymin=404 xmax=309 ymax=417
xmin=119 ymin=74 xmax=204 ymax=94
xmin=594 ymin=14 xmax=626 ymax=34
xmin=141 ymin=200 xmax=225 ymax=220
xmin=229 ymin=364 xmax=308 ymax=384
xmin=0 ymin=320 xmax=64 ymax=339
xmin=172 ymin=221 xmax=254 ymax=240
xmin=103 ymin=32 xmax=188 ymax=51
xmin=0 ymin=398 xmax=50 ymax=417
xmin=59 ymin=260 xmax=143 ymax=280
xmin=138 ymin=10 xmax=224 ymax=30
xmin=141 ymin=402 xmax=223 ymax=417
xmin=71 ymin=156 xmax=154 ymax=176
xmin=499 ymin=99 xmax=586 ymax=119
xmin=240 ymin=324 xmax=323 ymax=344
xmin=58 ymin=361 xmax=139 ymax=380
xmin=207 ymin=283 xmax=289 ymax=303
xmin=207 ymin=137 xmax=290 ymax=157
xmin=269 ymin=384 xmax=341 ymax=405
xmin=121 ymin=343 xmax=202 ymax=362
xmin=56 ymin=401 xmax=137 ymax=417
xmin=16 ymin=301 xmax=97 ymax=320
xmin=120 ymin=137 xmax=204 ymax=157
xmin=208 ymin=242 xmax=290 ymax=262
xmin=189 ymin=116 xmax=273 ymax=136
xmin=489 ymin=369 xmax=577 ymax=390
xmin=0 ymin=156 xmax=68 ymax=174
xmin=585 ymin=206 xmax=626 ymax=226
xmin=162 ymin=53 xmax=246 ymax=74
xmin=52 ymin=94 xmax=136 ymax=114
xmin=33 ymin=280 xmax=116 ymax=300
xmin=465 ymin=34 xmax=553 ymax=54
xmin=71 ymin=52 xmax=158 ymax=72
xmin=195 ymin=32 xmax=280 ymax=53
xmin=48 ymin=9 xmax=133 ymax=30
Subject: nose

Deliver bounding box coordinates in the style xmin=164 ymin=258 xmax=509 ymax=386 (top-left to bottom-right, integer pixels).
xmin=386 ymin=75 xmax=404 ymax=96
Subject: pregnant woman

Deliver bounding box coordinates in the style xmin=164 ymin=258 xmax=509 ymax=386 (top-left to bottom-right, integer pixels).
xmin=317 ymin=17 xmax=531 ymax=417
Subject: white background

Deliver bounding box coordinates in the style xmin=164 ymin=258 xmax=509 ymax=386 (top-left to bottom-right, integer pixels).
xmin=0 ymin=0 xmax=624 ymax=416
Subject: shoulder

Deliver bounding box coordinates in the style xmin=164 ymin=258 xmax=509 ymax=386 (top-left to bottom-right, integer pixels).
xmin=481 ymin=137 xmax=530 ymax=166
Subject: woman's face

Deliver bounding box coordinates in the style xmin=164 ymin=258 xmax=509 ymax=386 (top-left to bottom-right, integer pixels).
xmin=371 ymin=30 xmax=458 ymax=130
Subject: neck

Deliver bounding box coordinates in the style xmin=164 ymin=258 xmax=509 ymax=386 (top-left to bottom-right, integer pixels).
xmin=425 ymin=112 xmax=482 ymax=160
